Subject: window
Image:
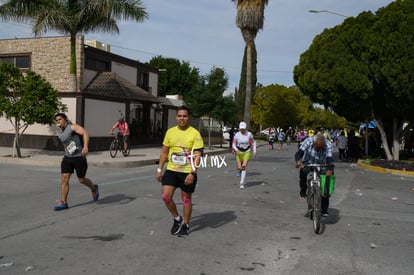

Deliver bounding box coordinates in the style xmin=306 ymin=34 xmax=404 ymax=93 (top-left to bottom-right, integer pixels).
xmin=138 ymin=71 xmax=149 ymax=91
xmin=85 ymin=57 xmax=110 ymax=71
xmin=0 ymin=55 xmax=31 ymax=69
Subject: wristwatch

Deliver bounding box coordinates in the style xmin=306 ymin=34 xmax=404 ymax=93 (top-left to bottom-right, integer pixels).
xmin=157 ymin=168 xmax=162 ymax=173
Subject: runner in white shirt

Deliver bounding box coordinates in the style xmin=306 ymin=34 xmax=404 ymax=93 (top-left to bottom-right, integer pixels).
xmin=232 ymin=121 xmax=257 ymax=189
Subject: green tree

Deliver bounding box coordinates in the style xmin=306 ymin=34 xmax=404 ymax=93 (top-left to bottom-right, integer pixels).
xmin=252 ymin=84 xmax=307 ymax=129
xmin=0 ymin=0 xmax=148 ymax=92
xmin=0 ymin=63 xmax=66 ymax=157
xmin=187 ymin=67 xmax=229 ymax=117
xmin=232 ymin=0 xmax=268 ymax=128
xmin=294 ymin=0 xmax=414 ymax=160
xmin=148 ymin=56 xmax=200 ymax=97
xmin=252 ymin=84 xmax=348 ymax=131
xmin=186 ymin=67 xmax=236 ymax=148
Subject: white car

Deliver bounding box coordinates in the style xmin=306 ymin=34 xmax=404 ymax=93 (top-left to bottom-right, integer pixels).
xmin=260 ymin=128 xmax=271 ymax=136
xmin=223 ymin=128 xmax=231 ymax=140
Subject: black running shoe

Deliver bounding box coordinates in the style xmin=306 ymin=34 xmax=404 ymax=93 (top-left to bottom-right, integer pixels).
xmin=171 ymin=216 xmax=183 ymax=235
xmin=177 ymin=223 xmax=190 ymax=236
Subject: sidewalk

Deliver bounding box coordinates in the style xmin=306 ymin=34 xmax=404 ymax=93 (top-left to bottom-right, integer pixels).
xmin=0 ymin=144 xmax=233 ymax=168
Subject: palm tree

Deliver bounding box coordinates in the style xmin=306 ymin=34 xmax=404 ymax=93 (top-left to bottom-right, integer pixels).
xmin=232 ymin=0 xmax=268 ymax=128
xmin=0 ymin=0 xmax=148 ymax=92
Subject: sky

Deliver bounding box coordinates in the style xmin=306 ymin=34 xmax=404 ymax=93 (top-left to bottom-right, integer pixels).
xmin=0 ymin=0 xmax=395 ymax=94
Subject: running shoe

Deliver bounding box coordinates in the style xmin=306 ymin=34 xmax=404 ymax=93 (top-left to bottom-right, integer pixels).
xmin=177 ymin=223 xmax=190 ymax=236
xmin=92 ymin=185 xmax=99 ymax=202
xmin=236 ymin=171 xmax=241 ymax=177
xmin=54 ymin=200 xmax=68 ymax=211
xmin=171 ymin=216 xmax=183 ymax=235
xmin=240 ymin=184 xmax=245 ymax=190
xmin=321 ymin=210 xmax=329 ymax=217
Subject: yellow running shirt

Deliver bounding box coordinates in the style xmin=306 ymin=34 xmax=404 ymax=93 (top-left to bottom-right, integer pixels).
xmin=163 ymin=126 xmax=204 ymax=173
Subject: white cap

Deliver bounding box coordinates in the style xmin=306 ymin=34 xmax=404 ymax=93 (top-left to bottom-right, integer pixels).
xmin=239 ymin=122 xmax=247 ymax=129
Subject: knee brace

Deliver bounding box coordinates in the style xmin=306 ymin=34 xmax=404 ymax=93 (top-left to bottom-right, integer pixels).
xmin=182 ymin=196 xmax=192 ymax=206
xmin=161 ymin=193 xmax=172 ymax=204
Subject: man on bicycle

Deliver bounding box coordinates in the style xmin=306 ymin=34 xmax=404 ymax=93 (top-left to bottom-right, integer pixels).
xmin=295 ymin=134 xmax=334 ymax=216
xmin=109 ymin=117 xmax=130 ymax=152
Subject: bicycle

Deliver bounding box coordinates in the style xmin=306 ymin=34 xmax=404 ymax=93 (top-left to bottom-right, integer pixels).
xmin=304 ymin=164 xmax=334 ymax=234
xmin=109 ymin=133 xmax=130 ymax=158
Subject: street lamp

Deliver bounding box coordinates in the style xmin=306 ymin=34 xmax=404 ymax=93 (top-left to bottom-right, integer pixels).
xmin=309 ymin=10 xmax=349 ymax=18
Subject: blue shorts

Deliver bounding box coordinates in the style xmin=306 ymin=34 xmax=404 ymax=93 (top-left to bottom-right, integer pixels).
xmin=161 ymin=170 xmax=197 ymax=193
xmin=61 ymin=156 xmax=88 ymax=178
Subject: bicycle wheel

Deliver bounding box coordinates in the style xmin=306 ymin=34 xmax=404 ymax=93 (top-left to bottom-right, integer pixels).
xmin=109 ymin=140 xmax=118 ymax=158
xmin=122 ymin=145 xmax=130 ymax=157
xmin=306 ymin=186 xmax=313 ymax=220
xmin=312 ymin=184 xmax=322 ymax=234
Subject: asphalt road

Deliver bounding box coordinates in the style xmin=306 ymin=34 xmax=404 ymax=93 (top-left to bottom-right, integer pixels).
xmin=0 ymin=143 xmax=413 ymax=275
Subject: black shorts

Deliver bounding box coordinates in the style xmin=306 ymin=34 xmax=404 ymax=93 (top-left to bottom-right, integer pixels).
xmin=122 ymin=135 xmax=130 ymax=143
xmin=161 ymin=170 xmax=197 ymax=193
xmin=61 ymin=156 xmax=88 ymax=178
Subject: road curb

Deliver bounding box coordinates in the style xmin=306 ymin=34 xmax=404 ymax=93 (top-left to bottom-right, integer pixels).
xmin=356 ymin=160 xmax=414 ymax=178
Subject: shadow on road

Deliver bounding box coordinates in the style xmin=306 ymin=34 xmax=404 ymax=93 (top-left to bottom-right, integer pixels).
xmin=190 ymin=211 xmax=237 ymax=233
xmin=96 ymin=194 xmax=136 ymax=205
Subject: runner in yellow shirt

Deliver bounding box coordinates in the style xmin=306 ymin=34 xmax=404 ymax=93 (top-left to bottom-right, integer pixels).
xmin=156 ymin=106 xmax=204 ymax=236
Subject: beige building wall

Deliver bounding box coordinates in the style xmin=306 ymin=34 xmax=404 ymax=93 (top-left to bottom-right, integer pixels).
xmin=149 ymin=72 xmax=159 ymax=97
xmin=112 ymin=61 xmax=137 ymax=84
xmin=84 ymin=99 xmax=125 ymax=137
xmin=0 ymin=97 xmax=77 ymax=135
xmin=0 ymin=35 xmax=83 ymax=92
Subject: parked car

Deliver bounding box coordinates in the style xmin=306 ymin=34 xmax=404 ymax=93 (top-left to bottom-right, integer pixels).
xmin=260 ymin=128 xmax=271 ymax=137
xmin=223 ymin=127 xmax=231 ymax=140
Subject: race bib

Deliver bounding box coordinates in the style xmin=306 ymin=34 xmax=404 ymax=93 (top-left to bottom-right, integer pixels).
xmin=171 ymin=153 xmax=187 ymax=165
xmin=67 ymin=140 xmax=78 ymax=155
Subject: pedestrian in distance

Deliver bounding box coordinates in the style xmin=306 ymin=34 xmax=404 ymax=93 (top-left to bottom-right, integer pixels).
xmin=296 ymin=129 xmax=307 ymax=148
xmin=337 ymin=131 xmax=348 ymax=161
xmin=285 ymin=127 xmax=294 ymax=145
xmin=53 ymin=113 xmax=99 ymax=211
xmin=268 ymin=128 xmax=275 ymax=150
xmin=232 ymin=121 xmax=257 ymax=189
xmin=295 ymin=134 xmax=334 ymax=216
xmin=229 ymin=126 xmax=236 ymax=150
xmin=156 ymin=106 xmax=204 ymax=236
xmin=277 ymin=128 xmax=285 ymax=151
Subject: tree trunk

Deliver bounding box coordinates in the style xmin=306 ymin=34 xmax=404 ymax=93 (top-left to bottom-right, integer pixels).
xmin=392 ymin=117 xmax=400 ymax=161
xmin=375 ymin=119 xmax=392 ymax=160
xmin=375 ymin=118 xmax=403 ymax=161
xmin=12 ymin=126 xmax=22 ymax=158
xmin=69 ymin=34 xmax=78 ymax=92
xmin=244 ymin=42 xmax=252 ymax=129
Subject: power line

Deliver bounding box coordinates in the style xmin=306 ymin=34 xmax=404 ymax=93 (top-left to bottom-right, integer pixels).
xmin=109 ymin=43 xmax=292 ymax=74
xmin=0 ymin=21 xmax=293 ymax=74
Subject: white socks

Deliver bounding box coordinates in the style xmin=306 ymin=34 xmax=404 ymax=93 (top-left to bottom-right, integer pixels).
xmin=240 ymin=170 xmax=246 ymax=185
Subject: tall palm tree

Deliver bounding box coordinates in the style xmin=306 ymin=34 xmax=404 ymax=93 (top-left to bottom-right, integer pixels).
xmin=232 ymin=0 xmax=268 ymax=128
xmin=0 ymin=0 xmax=148 ymax=92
